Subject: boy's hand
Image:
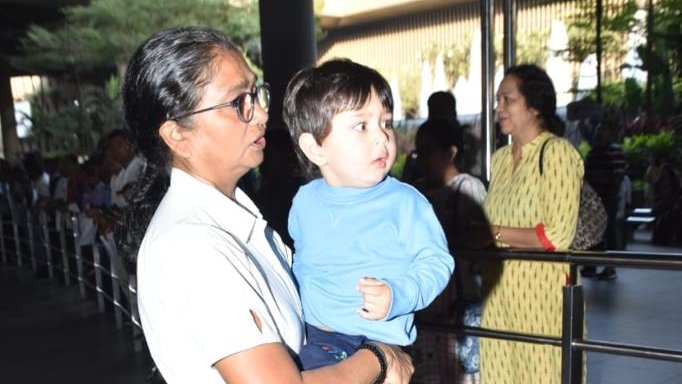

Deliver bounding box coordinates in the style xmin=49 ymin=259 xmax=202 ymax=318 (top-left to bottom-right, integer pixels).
xmin=357 ymin=277 xmax=391 ymax=320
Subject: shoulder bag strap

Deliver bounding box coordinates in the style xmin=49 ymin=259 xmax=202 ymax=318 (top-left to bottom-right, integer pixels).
xmin=538 ymin=138 xmax=554 ymax=176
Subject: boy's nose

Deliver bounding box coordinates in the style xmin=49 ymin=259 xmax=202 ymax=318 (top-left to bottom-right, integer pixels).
xmin=373 ymin=128 xmax=389 ymax=145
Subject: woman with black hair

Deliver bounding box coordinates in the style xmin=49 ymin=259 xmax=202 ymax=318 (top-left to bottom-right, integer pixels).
xmin=482 ymin=64 xmax=584 ymax=383
xmin=412 ymin=119 xmax=490 ymax=383
xmin=118 ymin=26 xmax=412 ymax=384
xmin=413 ymin=118 xmax=490 ymax=251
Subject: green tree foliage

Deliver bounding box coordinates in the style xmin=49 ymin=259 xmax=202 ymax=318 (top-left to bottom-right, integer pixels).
xmin=444 ymin=42 xmax=471 ymax=83
xmin=649 ymin=0 xmax=682 ymax=78
xmin=313 ymin=0 xmax=328 ymax=42
xmin=398 ymin=70 xmax=420 ymax=119
xmin=566 ymin=0 xmax=681 ymax=115
xmin=14 ymin=0 xmax=261 ymax=75
xmin=516 ymin=30 xmax=550 ymax=66
xmin=11 ymin=25 xmax=111 ymax=76
xmin=25 ymin=75 xmax=125 ymax=154
xmin=622 ymin=130 xmax=680 ymax=179
xmin=623 ymin=77 xmax=643 ymax=117
xmin=584 ymin=79 xmax=642 ymax=115
xmin=418 ymin=40 xmax=471 ymax=86
xmin=567 ymin=0 xmax=637 ymax=69
xmin=11 ymin=0 xmax=261 ymax=155
xmin=638 ymin=0 xmax=681 ymax=115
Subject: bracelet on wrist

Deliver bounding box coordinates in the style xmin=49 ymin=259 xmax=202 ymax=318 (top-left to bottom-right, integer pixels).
xmin=494 ymin=226 xmax=502 ymax=242
xmin=357 ymin=342 xmax=387 ymax=384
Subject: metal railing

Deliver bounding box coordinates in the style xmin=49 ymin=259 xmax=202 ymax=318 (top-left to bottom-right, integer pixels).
xmin=417 ymin=248 xmax=682 ymax=384
xmin=0 ymin=205 xmax=142 ymax=352
xmin=4 ymin=203 xmax=682 ymax=383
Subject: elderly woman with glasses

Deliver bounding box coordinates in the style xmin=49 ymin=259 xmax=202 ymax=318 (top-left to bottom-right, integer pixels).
xmin=118 ymin=26 xmax=413 ymax=384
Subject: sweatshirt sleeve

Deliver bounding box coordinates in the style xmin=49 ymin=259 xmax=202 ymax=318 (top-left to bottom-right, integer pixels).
xmin=381 ymin=197 xmax=454 ymax=320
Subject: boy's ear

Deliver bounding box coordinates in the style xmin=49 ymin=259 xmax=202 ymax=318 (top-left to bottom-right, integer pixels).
xmin=159 ymin=120 xmax=192 ymax=159
xmin=298 ymin=132 xmax=326 ymax=167
xmin=450 ymin=145 xmax=458 ymax=162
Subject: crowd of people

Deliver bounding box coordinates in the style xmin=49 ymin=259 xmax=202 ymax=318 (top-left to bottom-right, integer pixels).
xmin=2 ymin=25 xmax=680 ymax=384
xmin=0 ymin=129 xmax=144 ymax=243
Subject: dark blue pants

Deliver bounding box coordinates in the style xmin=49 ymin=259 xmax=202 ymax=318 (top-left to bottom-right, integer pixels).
xmin=299 ymin=323 xmax=367 ymax=370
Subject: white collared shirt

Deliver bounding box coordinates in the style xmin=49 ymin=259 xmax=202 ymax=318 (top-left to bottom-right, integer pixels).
xmin=137 ymin=168 xmax=303 ymax=384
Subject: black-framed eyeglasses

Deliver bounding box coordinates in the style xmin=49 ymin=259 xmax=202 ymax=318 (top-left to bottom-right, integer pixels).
xmin=169 ymin=83 xmax=270 ymax=123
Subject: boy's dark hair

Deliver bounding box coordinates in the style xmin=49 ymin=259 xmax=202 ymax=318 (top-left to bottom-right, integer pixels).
xmin=283 ymin=58 xmax=393 ymax=179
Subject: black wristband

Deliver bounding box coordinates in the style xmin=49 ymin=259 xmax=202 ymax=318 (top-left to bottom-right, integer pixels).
xmin=357 ymin=342 xmax=387 ymax=384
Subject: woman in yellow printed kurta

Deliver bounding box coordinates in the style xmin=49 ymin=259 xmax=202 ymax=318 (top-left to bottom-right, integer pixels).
xmin=482 ymin=64 xmax=583 ymax=384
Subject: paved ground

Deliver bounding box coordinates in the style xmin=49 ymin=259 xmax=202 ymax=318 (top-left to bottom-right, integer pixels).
xmin=0 ymin=266 xmax=153 ymax=384
xmin=0 ymin=229 xmax=680 ymax=383
xmin=583 ymin=231 xmax=682 ymax=384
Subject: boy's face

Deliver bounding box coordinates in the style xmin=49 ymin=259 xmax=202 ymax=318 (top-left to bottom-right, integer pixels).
xmin=315 ymin=89 xmax=396 ymax=188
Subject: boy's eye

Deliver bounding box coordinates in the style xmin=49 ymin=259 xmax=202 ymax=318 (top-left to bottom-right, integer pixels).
xmin=381 ymin=120 xmax=394 ymax=130
xmin=352 ymin=123 xmax=366 ymax=132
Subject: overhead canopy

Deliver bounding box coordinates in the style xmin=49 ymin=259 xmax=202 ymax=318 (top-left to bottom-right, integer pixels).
xmin=320 ymin=0 xmax=471 ymax=28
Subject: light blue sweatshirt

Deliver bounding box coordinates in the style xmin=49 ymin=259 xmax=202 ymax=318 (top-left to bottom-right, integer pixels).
xmin=289 ymin=176 xmax=454 ymax=346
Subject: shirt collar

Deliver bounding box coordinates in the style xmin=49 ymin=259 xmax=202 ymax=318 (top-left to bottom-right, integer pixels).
xmin=526 ymin=130 xmax=553 ymax=150
xmin=169 ymin=167 xmax=262 ymax=243
xmin=313 ymin=176 xmax=393 ymax=203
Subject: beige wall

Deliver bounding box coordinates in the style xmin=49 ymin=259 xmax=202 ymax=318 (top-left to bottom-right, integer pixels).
xmin=317 ymin=0 xmax=635 ymax=114
xmin=318 ymin=0 xmax=581 ymax=83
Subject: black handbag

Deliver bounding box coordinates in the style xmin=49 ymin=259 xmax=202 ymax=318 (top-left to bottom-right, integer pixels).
xmin=539 ymin=138 xmax=607 ymax=250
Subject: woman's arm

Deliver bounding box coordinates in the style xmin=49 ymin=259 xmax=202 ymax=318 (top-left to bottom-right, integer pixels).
xmin=490 ymin=140 xmax=582 ymax=250
xmin=215 ymin=341 xmax=413 ymax=384
xmin=490 ymin=225 xmax=543 ymax=249
xmin=539 ymin=140 xmax=583 ymax=249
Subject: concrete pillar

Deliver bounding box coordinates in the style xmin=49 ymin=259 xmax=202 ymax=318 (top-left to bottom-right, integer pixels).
xmin=258 ymin=0 xmax=317 ymax=129
xmin=0 ymin=58 xmax=21 ymax=163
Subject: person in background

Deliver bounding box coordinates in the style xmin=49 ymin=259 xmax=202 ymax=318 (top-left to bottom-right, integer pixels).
xmin=644 ymin=156 xmax=662 ymax=209
xmin=425 ymin=91 xmax=459 ymax=122
xmin=616 ymin=171 xmax=632 ymax=249
xmin=51 ymin=154 xmax=81 ymax=211
xmin=651 ymin=155 xmax=681 ymax=245
xmin=283 ymin=58 xmax=454 ymax=370
xmin=118 ymin=26 xmax=413 ymax=384
xmin=402 ymin=91 xmax=461 ymax=184
xmin=483 ymin=64 xmax=584 ymax=384
xmin=91 ymin=129 xmax=146 ymax=237
xmin=583 ymin=118 xmax=628 ymax=279
xmin=412 ymin=118 xmax=490 ymax=384
xmin=413 ymin=119 xmax=489 ymax=251
xmin=106 ymin=129 xmax=146 ymax=210
xmin=22 ymin=151 xmax=50 ymax=207
xmin=79 ymin=152 xmax=113 ymax=246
